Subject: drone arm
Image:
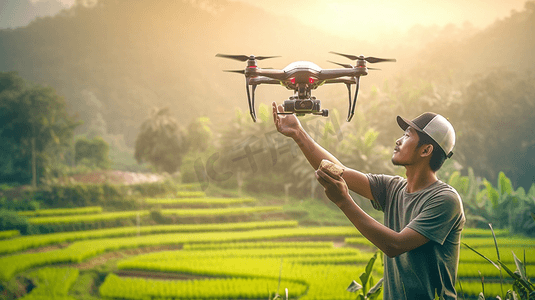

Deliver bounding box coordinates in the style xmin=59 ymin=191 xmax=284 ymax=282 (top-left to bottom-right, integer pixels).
xmin=324 ymin=77 xmax=357 ymax=85
xmin=318 ymin=68 xmax=363 ymax=81
xmin=249 ymin=77 xmax=281 ymax=85
xmin=251 ymin=69 xmax=286 ymax=80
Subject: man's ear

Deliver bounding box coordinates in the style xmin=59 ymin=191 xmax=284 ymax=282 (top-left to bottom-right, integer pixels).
xmin=420 ymin=144 xmax=433 ymax=158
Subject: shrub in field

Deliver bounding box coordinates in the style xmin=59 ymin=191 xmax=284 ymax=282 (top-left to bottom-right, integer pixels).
xmin=21 ymin=267 xmax=79 ymax=300
xmin=17 ymin=206 xmax=103 ymax=217
xmin=346 ymin=251 xmax=384 ymax=300
xmin=0 ymin=209 xmax=34 ymax=235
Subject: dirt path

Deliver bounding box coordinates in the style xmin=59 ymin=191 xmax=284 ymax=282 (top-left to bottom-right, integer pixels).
xmin=74 ymin=245 xmax=183 ymax=270
xmin=65 ymin=170 xmax=166 ymax=185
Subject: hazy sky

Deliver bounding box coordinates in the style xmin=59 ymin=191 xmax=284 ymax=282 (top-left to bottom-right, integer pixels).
xmin=4 ymin=0 xmax=530 ymax=39
xmin=230 ymin=0 xmax=528 ymax=39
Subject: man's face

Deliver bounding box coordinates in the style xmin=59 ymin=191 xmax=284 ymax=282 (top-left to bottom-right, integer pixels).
xmin=392 ymin=126 xmax=421 ymax=166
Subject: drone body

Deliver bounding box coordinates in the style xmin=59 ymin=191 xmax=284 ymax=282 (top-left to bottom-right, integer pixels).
xmin=216 ymin=52 xmax=395 ymax=122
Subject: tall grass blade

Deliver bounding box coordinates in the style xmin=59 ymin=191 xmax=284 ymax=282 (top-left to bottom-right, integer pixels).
xmin=479 ymin=270 xmax=485 ymax=296
xmin=462 ymin=242 xmax=500 ymax=269
xmin=489 ymin=223 xmax=505 ymax=299
xmin=497 ymin=260 xmax=534 ymax=291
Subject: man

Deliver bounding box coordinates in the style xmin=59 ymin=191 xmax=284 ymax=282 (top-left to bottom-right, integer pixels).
xmin=272 ymin=102 xmax=465 ymax=300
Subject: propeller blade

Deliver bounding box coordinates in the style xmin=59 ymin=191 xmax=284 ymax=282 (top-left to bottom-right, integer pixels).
xmin=365 ymin=57 xmax=396 ymax=63
xmin=216 ymin=54 xmax=280 ymax=62
xmin=367 ymin=67 xmax=381 ymax=70
xmin=329 ymin=51 xmax=360 ymax=61
xmin=223 ymin=70 xmax=245 ymax=74
xmin=330 ymin=52 xmax=396 ymax=63
xmin=327 ymin=60 xmax=353 ymax=68
xmin=216 ymin=54 xmax=250 ymax=62
xmin=255 ymin=56 xmax=281 ymax=60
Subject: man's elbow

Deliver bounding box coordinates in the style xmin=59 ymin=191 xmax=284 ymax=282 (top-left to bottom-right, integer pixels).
xmin=383 ymin=244 xmax=406 ymax=258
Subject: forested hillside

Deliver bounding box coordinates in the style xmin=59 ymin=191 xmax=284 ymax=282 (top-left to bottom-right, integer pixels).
xmin=1 ymin=0 xmax=534 ymax=188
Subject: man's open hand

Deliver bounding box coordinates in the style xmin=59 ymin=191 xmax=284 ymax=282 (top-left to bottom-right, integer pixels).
xmin=272 ymin=101 xmax=301 ymax=138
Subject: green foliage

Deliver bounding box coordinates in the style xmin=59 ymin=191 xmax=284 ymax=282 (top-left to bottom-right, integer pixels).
xmin=134 ymin=107 xmax=188 ymax=173
xmin=0 ymin=209 xmax=34 ymax=235
xmin=448 ymin=170 xmax=535 ymax=236
xmin=0 ymin=72 xmax=80 ymax=185
xmin=75 ymin=136 xmax=111 ymax=169
xmin=186 ymin=117 xmax=213 ymax=153
xmin=452 ymin=71 xmax=535 ymax=191
xmin=22 ymin=267 xmax=79 ymax=300
xmin=28 ymin=180 xmax=181 ymax=209
xmin=346 ymin=251 xmax=384 ymax=300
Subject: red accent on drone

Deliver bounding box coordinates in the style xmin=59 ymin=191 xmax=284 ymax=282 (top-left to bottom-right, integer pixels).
xmin=290 ymin=78 xmax=296 ymax=84
xmin=309 ymin=78 xmax=315 ymax=84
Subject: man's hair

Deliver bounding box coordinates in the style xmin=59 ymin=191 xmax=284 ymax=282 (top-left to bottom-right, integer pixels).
xmin=416 ymin=130 xmax=446 ymax=172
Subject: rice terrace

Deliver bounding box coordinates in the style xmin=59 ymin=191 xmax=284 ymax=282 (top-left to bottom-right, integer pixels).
xmin=0 ymin=170 xmax=533 ymax=300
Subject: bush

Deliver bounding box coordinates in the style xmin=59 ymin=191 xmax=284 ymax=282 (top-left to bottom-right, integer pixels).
xmin=0 ymin=210 xmax=34 ymax=235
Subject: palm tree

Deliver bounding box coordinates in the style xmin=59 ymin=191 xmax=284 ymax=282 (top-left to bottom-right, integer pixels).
xmin=134 ymin=107 xmax=188 ymax=173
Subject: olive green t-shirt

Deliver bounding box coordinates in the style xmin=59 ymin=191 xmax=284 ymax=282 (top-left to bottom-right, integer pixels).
xmin=366 ymin=174 xmax=465 ymax=300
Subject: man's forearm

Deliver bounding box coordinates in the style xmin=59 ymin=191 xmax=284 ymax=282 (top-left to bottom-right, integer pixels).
xmin=336 ymin=196 xmax=429 ymax=258
xmin=293 ymin=127 xmax=374 ymax=200
xmin=292 ymin=127 xmax=344 ymax=170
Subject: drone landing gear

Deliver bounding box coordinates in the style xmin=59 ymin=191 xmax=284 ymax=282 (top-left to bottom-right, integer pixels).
xmin=345 ymin=76 xmax=360 ymax=122
xmin=245 ymin=79 xmax=258 ymax=122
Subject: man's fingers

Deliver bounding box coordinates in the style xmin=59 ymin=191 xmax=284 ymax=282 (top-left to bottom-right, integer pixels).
xmin=277 ymin=104 xmax=285 ymax=113
xmin=315 ymin=169 xmax=334 ymax=187
xmin=272 ymin=102 xmax=280 ymax=124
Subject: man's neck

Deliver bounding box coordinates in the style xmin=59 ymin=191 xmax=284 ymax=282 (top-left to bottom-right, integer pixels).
xmin=404 ymin=166 xmax=438 ymax=193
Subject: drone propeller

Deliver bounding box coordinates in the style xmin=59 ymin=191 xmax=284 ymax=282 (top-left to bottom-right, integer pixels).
xmin=328 ymin=61 xmax=382 ymax=71
xmin=216 ymin=54 xmax=281 ymax=62
xmin=329 ymin=51 xmax=396 ymax=63
xmin=327 ymin=60 xmax=353 ymax=68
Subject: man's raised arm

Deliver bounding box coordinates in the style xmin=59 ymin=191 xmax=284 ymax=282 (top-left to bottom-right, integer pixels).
xmin=272 ymin=102 xmax=374 ymax=200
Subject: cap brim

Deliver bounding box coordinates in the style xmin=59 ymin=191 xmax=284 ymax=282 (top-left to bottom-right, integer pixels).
xmin=397 ymin=116 xmax=423 ymax=133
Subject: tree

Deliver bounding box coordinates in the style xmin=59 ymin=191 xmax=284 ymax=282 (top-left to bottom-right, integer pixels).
xmin=75 ymin=136 xmax=111 ymax=169
xmin=0 ymin=72 xmax=79 ymax=186
xmin=134 ymin=107 xmax=188 ymax=173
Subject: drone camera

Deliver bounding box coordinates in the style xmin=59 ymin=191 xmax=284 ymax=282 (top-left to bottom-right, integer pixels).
xmin=283 ymin=97 xmax=328 ymax=117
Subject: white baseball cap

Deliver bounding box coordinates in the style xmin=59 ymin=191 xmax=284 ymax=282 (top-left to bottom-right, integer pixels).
xmin=397 ymin=112 xmax=455 ymax=158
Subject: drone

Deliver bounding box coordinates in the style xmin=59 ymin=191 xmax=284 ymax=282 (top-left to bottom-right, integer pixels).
xmin=216 ymin=52 xmax=396 ymax=122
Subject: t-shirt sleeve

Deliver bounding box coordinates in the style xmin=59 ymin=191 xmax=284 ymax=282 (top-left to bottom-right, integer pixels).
xmin=366 ymin=174 xmax=400 ymax=212
xmin=407 ymin=190 xmax=464 ymax=245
